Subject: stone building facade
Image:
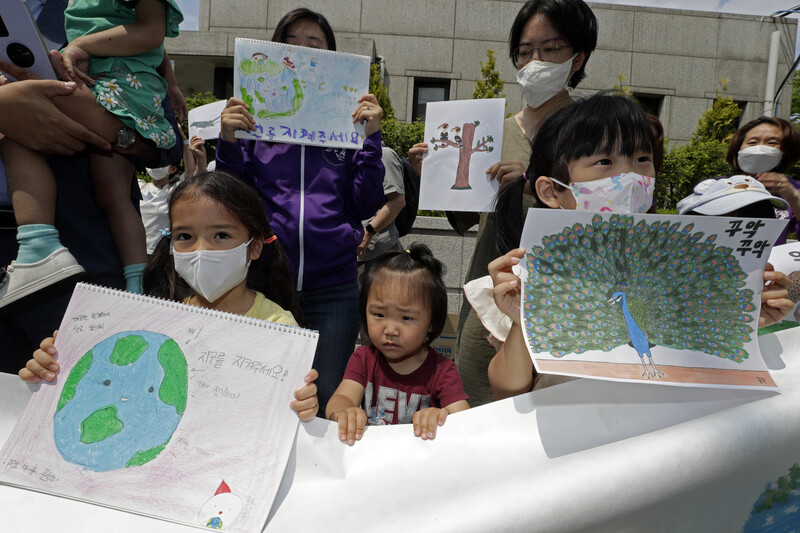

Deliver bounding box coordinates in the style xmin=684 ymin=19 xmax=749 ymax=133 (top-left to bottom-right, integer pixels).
xmin=168 ymin=1 xmax=797 ymax=144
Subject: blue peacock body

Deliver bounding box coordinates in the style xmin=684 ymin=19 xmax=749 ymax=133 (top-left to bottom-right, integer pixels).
xmin=523 ymin=214 xmax=756 ymax=368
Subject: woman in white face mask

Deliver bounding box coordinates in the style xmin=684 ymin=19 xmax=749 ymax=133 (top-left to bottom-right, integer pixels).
xmin=406 ymin=0 xmax=598 ymax=407
xmin=725 ymin=117 xmax=800 ymax=245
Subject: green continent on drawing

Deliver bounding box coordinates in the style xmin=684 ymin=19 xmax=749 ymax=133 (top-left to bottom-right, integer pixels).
xmin=53 ymin=331 xmax=188 ymax=472
xmin=238 ymin=56 xmax=304 ymax=120
xmin=523 ymin=214 xmax=755 ymax=370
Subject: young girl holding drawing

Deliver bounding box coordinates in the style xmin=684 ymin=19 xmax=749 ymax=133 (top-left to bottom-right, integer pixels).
xmin=19 ymin=172 xmax=319 ymax=421
xmin=326 ymin=244 xmax=469 ymax=445
xmin=0 ymin=0 xmax=185 ymax=306
xmin=486 ymin=93 xmax=795 ymax=399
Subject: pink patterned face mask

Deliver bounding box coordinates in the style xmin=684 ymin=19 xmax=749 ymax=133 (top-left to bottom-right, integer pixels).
xmin=551 ymin=172 xmax=655 ymax=213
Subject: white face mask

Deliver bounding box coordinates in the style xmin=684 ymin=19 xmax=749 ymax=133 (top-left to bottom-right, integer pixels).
xmin=146 ymin=166 xmax=171 ymax=180
xmin=515 ymin=54 xmax=576 ymax=108
xmin=172 ymin=239 xmax=252 ymax=303
xmin=551 ymin=172 xmax=654 ymax=213
xmin=737 ymin=145 xmax=783 ymax=174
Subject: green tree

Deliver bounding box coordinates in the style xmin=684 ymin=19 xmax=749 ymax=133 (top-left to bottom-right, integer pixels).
xmin=612 ymin=74 xmax=633 ymax=97
xmin=472 ymin=49 xmax=505 ymax=100
xmin=692 ymin=78 xmax=741 ymax=144
xmin=791 ymin=69 xmax=800 ymax=124
xmin=657 ymin=79 xmax=739 ymax=210
xmin=368 ymin=63 xmax=425 ymax=157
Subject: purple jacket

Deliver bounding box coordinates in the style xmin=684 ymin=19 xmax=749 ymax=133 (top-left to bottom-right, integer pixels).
xmin=216 ymin=132 xmax=385 ymax=291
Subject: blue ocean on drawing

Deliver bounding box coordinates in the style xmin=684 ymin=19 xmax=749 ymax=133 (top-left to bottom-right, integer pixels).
xmin=53 ymin=331 xmax=188 ymax=472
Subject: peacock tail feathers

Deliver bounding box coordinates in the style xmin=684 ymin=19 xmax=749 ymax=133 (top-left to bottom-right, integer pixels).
xmin=524 ymin=214 xmax=755 ymax=362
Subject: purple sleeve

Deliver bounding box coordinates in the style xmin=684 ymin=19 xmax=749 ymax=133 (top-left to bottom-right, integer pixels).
xmin=346 ymin=131 xmax=386 ymax=221
xmin=433 ymin=354 xmax=469 ymax=408
xmin=215 ymin=138 xmax=256 ymax=189
xmin=342 ymin=346 xmax=370 ymax=388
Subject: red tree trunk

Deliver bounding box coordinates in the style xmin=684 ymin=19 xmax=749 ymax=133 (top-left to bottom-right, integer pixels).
xmin=452 ymin=122 xmax=476 ymax=190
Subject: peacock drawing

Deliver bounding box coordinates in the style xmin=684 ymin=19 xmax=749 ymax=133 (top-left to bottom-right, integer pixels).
xmin=523 ymin=214 xmax=757 ymax=379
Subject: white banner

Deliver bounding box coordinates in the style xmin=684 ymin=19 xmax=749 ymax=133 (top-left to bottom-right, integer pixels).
xmin=2 ymin=327 xmax=799 ymax=532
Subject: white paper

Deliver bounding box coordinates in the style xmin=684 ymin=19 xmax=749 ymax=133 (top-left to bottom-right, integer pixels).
xmin=3 ymin=327 xmax=798 ymax=532
xmin=419 ymin=98 xmax=504 ymax=211
xmin=519 ymin=210 xmax=784 ymax=389
xmin=233 ymin=39 xmax=369 ymax=149
xmin=188 ymin=100 xmax=226 ymax=140
xmin=767 ymin=241 xmax=800 ymax=321
xmin=0 ymin=283 xmax=317 ymax=532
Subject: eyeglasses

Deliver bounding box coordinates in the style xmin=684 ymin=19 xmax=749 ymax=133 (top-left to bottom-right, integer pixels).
xmin=513 ymin=43 xmax=572 ymax=66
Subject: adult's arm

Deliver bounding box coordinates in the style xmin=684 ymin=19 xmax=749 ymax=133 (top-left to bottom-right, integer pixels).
xmin=345 ymin=131 xmax=386 ymax=221
xmin=0 ymin=62 xmax=110 ymax=155
xmin=215 ymin=137 xmax=256 ymax=188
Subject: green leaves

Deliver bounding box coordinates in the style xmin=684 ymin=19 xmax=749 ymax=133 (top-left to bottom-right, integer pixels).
xmin=472 ymin=48 xmax=505 ymax=100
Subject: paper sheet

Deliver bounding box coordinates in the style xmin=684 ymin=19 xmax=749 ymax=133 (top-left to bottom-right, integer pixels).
xmin=233 ymin=38 xmax=369 ymax=149
xmin=419 ymin=98 xmax=504 ymax=211
xmin=519 ymin=210 xmax=786 ymax=389
xmin=0 ymin=283 xmax=317 ymax=532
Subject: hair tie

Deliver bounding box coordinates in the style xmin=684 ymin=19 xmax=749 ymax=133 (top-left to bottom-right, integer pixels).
xmin=264 ymin=235 xmax=277 ymax=244
xmin=159 ymin=227 xmax=172 ymax=238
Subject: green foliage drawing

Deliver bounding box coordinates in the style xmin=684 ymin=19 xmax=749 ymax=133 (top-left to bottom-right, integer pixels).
xmin=109 ymin=335 xmax=147 ymax=365
xmin=80 ymin=406 xmax=124 ymax=444
xmin=56 ymin=351 xmax=93 ymax=412
xmin=524 ymin=215 xmax=756 ymax=364
xmin=158 ymin=338 xmax=189 ymax=415
xmin=472 ymin=49 xmax=505 ymax=100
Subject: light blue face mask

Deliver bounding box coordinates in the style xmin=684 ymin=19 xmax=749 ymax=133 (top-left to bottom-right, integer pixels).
xmin=550 ymin=172 xmax=655 ymax=213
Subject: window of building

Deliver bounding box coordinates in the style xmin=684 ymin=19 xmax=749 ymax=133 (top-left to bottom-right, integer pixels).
xmin=413 ymin=79 xmax=450 ymax=121
xmin=734 ymin=101 xmax=747 ymax=127
xmin=633 ymin=94 xmax=664 ymax=119
xmin=213 ymin=67 xmax=233 ymax=100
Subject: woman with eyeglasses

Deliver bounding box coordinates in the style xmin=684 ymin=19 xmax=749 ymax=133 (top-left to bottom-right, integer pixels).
xmin=408 ymin=0 xmax=598 ymax=406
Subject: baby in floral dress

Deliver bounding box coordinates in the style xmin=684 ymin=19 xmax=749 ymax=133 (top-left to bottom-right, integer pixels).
xmin=0 ymin=0 xmax=184 ymax=304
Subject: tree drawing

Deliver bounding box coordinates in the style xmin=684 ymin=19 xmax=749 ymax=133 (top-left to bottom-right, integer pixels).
xmin=523 ymin=214 xmax=757 ymax=379
xmin=430 ymin=120 xmax=494 ymax=190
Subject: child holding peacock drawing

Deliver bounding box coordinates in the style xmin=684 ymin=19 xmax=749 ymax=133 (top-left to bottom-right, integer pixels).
xmin=484 ymin=93 xmax=795 ymax=399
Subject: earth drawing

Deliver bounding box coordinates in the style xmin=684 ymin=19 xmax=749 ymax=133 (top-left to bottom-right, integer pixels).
xmin=53 ymin=331 xmax=188 ymax=472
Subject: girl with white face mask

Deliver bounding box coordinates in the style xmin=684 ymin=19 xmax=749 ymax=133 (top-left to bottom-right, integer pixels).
xmin=19 ymin=172 xmax=321 ymax=422
xmin=725 ymin=117 xmax=800 ymax=245
xmin=486 ymin=95 xmax=793 ymax=398
xmin=406 ymin=0 xmax=598 ymax=407
xmin=486 ymin=93 xmax=659 ymax=398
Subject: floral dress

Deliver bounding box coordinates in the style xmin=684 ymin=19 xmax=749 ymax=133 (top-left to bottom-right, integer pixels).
xmin=64 ymin=0 xmax=183 ymax=149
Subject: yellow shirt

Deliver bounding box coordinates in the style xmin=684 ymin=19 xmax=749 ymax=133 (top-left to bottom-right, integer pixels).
xmin=182 ymin=292 xmax=298 ymax=327
xmin=245 ymin=292 xmax=298 ymax=326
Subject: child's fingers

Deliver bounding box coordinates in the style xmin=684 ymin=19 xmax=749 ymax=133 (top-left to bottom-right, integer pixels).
xmin=337 ymin=409 xmax=364 ymax=446
xmin=21 ymin=356 xmax=52 ymax=382
xmin=304 ymin=368 xmax=319 ymax=384
xmin=290 ymin=396 xmax=318 ymax=421
xmin=225 ymin=97 xmax=249 ymax=110
xmin=488 ymin=249 xmax=525 ymax=278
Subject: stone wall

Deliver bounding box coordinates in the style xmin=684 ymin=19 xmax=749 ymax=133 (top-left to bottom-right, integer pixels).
xmin=168 ymin=1 xmax=797 ymax=145
xmin=399 ymin=216 xmax=478 ymax=315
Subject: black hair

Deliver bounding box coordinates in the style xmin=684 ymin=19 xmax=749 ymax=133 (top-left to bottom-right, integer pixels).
xmin=495 ymin=92 xmax=659 ymax=255
xmin=359 ymin=244 xmax=447 ymax=345
xmin=508 ymin=0 xmax=598 ymax=88
xmin=143 ymin=171 xmax=303 ymax=324
xmin=271 ymin=8 xmax=336 ymax=51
